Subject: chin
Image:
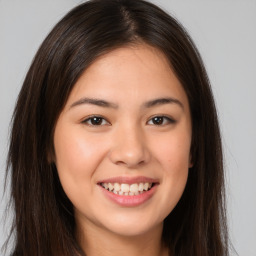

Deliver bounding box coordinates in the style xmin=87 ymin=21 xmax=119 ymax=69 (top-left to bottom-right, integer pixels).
xmin=98 ymin=215 xmax=164 ymax=238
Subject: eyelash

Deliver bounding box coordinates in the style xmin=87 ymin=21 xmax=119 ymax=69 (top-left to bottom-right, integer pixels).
xmin=81 ymin=115 xmax=176 ymax=126
xmin=82 ymin=115 xmax=110 ymax=126
xmin=147 ymin=115 xmax=176 ymax=126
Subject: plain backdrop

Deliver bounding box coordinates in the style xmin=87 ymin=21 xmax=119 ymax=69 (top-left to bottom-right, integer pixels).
xmin=0 ymin=0 xmax=255 ymax=255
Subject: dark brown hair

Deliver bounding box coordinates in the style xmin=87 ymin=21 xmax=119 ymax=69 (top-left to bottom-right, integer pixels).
xmin=5 ymin=0 xmax=229 ymax=255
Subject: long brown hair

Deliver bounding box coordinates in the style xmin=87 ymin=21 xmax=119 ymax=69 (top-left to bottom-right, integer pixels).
xmin=5 ymin=0 xmax=229 ymax=255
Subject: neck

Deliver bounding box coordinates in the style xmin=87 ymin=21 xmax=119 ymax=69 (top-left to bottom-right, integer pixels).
xmin=76 ymin=221 xmax=169 ymax=256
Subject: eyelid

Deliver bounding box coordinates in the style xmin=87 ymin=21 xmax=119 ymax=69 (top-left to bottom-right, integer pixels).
xmin=146 ymin=115 xmax=176 ymax=125
xmin=81 ymin=115 xmax=111 ymax=126
xmin=81 ymin=114 xmax=175 ymax=126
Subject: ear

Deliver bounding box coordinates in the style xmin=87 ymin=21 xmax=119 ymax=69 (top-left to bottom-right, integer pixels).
xmin=47 ymin=145 xmax=56 ymax=164
xmin=189 ymin=153 xmax=193 ymax=168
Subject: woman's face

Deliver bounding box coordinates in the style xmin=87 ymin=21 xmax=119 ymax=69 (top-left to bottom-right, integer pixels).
xmin=54 ymin=45 xmax=192 ymax=237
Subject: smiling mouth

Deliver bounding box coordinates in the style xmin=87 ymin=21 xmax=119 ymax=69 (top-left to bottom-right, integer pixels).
xmin=99 ymin=182 xmax=155 ymax=196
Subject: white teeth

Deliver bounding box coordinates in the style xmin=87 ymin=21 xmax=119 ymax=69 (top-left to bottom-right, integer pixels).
xmin=121 ymin=184 xmax=130 ymax=193
xmin=114 ymin=183 xmax=120 ymax=192
xmin=138 ymin=183 xmax=144 ymax=192
xmin=130 ymin=184 xmax=139 ymax=193
xmin=102 ymin=183 xmax=109 ymax=189
xmin=101 ymin=182 xmax=153 ymax=196
xmin=144 ymin=183 xmax=149 ymax=190
xmin=108 ymin=183 xmax=114 ymax=191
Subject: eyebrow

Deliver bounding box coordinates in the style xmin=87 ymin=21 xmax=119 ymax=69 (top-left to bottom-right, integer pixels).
xmin=70 ymin=97 xmax=118 ymax=109
xmin=142 ymin=97 xmax=184 ymax=109
xmin=70 ymin=97 xmax=183 ymax=110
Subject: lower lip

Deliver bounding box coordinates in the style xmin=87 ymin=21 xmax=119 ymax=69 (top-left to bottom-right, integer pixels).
xmin=99 ymin=185 xmax=158 ymax=207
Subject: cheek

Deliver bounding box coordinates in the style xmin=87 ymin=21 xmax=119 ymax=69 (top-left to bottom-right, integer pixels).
xmin=162 ymin=135 xmax=191 ymax=188
xmin=54 ymin=123 xmax=106 ymax=169
xmin=55 ymin=132 xmax=89 ymax=173
xmin=53 ymin=126 xmax=104 ymax=197
xmin=155 ymin=130 xmax=191 ymax=169
xmin=151 ymin=130 xmax=191 ymax=214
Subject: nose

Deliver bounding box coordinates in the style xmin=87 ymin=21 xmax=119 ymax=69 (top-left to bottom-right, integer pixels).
xmin=108 ymin=125 xmax=151 ymax=168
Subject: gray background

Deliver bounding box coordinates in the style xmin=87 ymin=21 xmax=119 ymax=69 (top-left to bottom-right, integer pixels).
xmin=0 ymin=0 xmax=255 ymax=255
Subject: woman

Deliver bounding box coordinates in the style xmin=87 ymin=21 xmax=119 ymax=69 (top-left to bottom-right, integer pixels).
xmin=5 ymin=0 xmax=229 ymax=255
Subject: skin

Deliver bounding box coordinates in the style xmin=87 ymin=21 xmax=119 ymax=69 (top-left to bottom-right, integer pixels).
xmin=54 ymin=44 xmax=192 ymax=256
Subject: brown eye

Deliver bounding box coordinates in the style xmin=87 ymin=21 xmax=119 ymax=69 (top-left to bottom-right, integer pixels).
xmin=152 ymin=116 xmax=164 ymax=125
xmin=82 ymin=116 xmax=109 ymax=126
xmin=147 ymin=116 xmax=175 ymax=126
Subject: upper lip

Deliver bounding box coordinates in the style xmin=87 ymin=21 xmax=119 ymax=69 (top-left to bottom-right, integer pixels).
xmin=97 ymin=176 xmax=159 ymax=185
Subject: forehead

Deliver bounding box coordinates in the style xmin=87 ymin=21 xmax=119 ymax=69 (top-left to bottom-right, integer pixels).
xmin=82 ymin=44 xmax=173 ymax=80
xmin=65 ymin=44 xmax=189 ymax=110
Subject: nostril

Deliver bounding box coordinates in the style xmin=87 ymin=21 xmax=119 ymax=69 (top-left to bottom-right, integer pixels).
xmin=108 ymin=137 xmax=151 ymax=167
